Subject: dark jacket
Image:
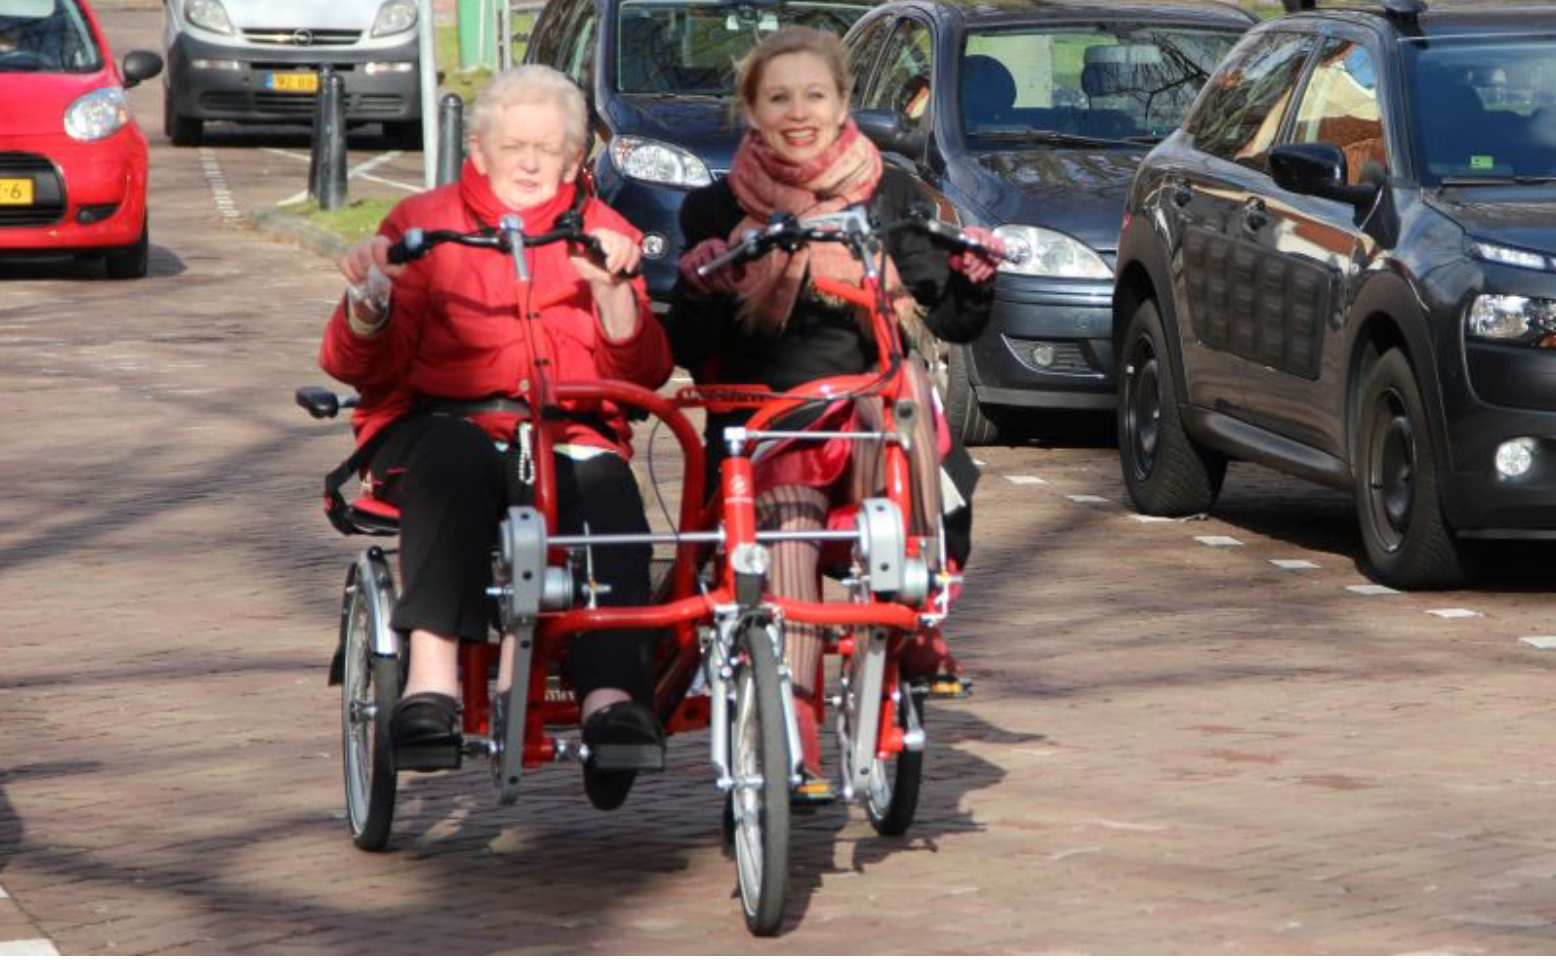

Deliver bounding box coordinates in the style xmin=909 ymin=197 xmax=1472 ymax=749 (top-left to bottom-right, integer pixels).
xmin=665 ymin=167 xmax=993 ymax=392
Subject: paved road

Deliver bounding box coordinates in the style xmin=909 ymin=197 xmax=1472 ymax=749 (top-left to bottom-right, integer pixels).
xmin=2 ymin=4 xmax=1555 ymax=954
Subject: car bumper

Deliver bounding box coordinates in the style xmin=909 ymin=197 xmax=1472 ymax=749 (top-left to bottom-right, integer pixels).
xmin=167 ymin=33 xmax=421 ymax=124
xmin=0 ymin=129 xmax=147 ymax=252
xmin=966 ymin=274 xmax=1116 ymax=410
xmin=593 ymin=160 xmax=697 ymax=303
xmin=1442 ymin=343 xmax=1556 ymax=536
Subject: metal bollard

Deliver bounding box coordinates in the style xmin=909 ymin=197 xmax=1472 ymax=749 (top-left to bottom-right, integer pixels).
xmin=310 ymin=68 xmax=348 ymax=211
xmin=436 ymin=93 xmax=465 ymax=186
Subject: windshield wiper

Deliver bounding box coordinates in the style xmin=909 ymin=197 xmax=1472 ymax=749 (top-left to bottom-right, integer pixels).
xmin=969 ymin=128 xmax=1139 ymax=148
xmin=1439 ymin=175 xmax=1556 ymax=186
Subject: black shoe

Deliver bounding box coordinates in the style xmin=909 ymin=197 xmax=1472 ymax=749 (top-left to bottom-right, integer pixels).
xmin=581 ymin=701 xmax=665 ymax=811
xmin=390 ymin=692 xmax=462 ymax=772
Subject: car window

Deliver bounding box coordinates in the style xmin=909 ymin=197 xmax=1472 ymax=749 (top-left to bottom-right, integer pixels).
xmin=1291 ymin=38 xmax=1386 ymax=185
xmin=861 ymin=17 xmax=933 ymax=135
xmin=1187 ymin=30 xmax=1313 ymax=170
xmin=844 ymin=15 xmax=890 ymax=101
xmin=960 ymin=24 xmax=1240 ymax=146
xmin=0 ymin=0 xmax=102 ymax=73
xmin=1402 ymin=34 xmax=1556 ymax=183
xmin=615 ymin=1 xmax=868 ymax=96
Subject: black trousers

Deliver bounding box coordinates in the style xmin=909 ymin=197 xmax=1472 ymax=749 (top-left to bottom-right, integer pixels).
xmin=368 ymin=414 xmax=656 ymax=705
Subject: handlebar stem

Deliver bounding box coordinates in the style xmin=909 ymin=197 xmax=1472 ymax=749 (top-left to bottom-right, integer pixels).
xmin=499 ymin=214 xmax=528 ymax=284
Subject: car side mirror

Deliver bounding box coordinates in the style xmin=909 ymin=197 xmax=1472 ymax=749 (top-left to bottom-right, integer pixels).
xmin=1269 ymin=142 xmax=1376 ymax=208
xmin=121 ymin=50 xmax=164 ymax=88
xmin=853 ymin=108 xmax=927 ymax=163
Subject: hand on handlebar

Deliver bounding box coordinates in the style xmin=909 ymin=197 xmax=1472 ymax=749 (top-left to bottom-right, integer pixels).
xmin=570 ymin=227 xmax=641 ymax=287
xmin=679 ymin=238 xmax=745 ymax=296
xmin=339 ymin=236 xmax=406 ymax=286
xmin=947 ymin=226 xmax=1006 ymax=285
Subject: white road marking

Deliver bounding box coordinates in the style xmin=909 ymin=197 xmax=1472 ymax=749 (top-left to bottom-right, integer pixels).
xmin=1347 ymin=584 xmax=1401 ymax=596
xmin=1066 ymin=494 xmax=1109 ymax=503
xmin=197 ymin=148 xmax=243 ymax=221
xmin=1005 ymin=475 xmax=1047 ymax=486
xmin=1521 ymin=636 xmax=1556 ymax=650
xmin=972 ymin=458 xmax=986 ymax=466
xmin=1427 ymin=608 xmax=1481 ymax=619
xmin=0 ymin=942 xmax=59 ymax=957
xmin=1271 ymin=559 xmax=1319 ymax=570
xmin=1194 ymin=535 xmax=1242 ymax=547
xmin=1129 ymin=513 xmax=1177 ymax=523
xmin=0 ymin=883 xmax=7 ymax=898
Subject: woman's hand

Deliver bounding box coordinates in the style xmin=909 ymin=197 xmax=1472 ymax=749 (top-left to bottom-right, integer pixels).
xmin=949 ymin=227 xmax=1006 ymax=285
xmin=339 ymin=236 xmax=404 ymax=286
xmin=571 ymin=228 xmax=641 ymax=287
xmin=679 ymin=238 xmax=743 ymax=296
xmin=339 ymin=236 xmax=403 ymax=329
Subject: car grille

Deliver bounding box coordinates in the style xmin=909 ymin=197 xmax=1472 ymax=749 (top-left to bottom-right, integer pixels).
xmin=199 ymin=91 xmax=406 ymax=117
xmin=0 ymin=152 xmax=65 ymax=228
xmin=242 ymin=28 xmax=363 ymax=46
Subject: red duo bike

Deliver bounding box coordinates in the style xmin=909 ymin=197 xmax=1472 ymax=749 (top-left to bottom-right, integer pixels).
xmin=298 ymin=205 xmax=1014 ymax=935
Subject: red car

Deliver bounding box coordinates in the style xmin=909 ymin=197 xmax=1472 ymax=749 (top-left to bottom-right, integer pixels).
xmin=0 ymin=0 xmax=163 ymax=278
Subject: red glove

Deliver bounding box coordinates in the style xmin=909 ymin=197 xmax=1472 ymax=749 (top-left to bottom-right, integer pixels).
xmin=948 ymin=226 xmax=1005 ymax=285
xmin=679 ymin=238 xmax=744 ymax=296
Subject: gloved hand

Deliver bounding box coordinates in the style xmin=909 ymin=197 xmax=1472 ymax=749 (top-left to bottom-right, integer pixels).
xmin=679 ymin=238 xmax=744 ymax=296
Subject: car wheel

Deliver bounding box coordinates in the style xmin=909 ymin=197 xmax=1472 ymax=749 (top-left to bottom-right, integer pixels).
xmin=945 ymin=343 xmax=1004 ymax=446
xmin=1118 ymin=299 xmax=1225 ymax=514
xmin=1353 ymin=348 xmax=1473 ymax=589
xmin=384 ymin=120 xmax=423 ymax=151
xmin=104 ymin=217 xmax=149 ymax=280
xmin=164 ymin=86 xmax=201 ymax=147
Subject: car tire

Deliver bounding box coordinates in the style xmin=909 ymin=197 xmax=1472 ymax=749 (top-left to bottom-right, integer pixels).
xmin=104 ymin=217 xmax=149 ymax=280
xmin=1118 ymin=299 xmax=1225 ymax=514
xmin=1353 ymin=348 xmax=1474 ymax=589
xmin=945 ymin=343 xmax=1004 ymax=446
xmin=164 ymin=87 xmax=201 ymax=147
xmin=385 ymin=120 xmax=423 ymax=151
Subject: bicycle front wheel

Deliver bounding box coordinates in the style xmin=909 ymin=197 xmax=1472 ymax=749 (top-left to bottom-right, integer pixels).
xmin=729 ymin=622 xmax=791 ymax=936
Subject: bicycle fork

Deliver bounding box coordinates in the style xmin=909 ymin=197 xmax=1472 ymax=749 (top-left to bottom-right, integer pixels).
xmin=706 ymin=612 xmax=805 ymax=793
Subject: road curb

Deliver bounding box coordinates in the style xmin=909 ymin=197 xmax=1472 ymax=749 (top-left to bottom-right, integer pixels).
xmin=246 ymin=207 xmax=350 ymax=263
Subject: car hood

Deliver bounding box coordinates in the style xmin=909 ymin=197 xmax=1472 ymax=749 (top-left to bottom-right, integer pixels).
xmin=221 ymin=0 xmax=388 ymax=30
xmin=1427 ymin=186 xmax=1556 ymax=256
xmin=954 ymin=147 xmax=1146 ymax=252
xmin=0 ymin=70 xmax=117 ymax=137
xmin=606 ymin=94 xmax=741 ymax=172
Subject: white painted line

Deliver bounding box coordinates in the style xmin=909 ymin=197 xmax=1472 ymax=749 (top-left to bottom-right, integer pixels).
xmin=1005 ymin=475 xmax=1047 ymax=486
xmin=262 ymin=147 xmax=312 ymax=162
xmin=0 ymin=882 xmax=8 ymax=898
xmin=1520 ymin=636 xmax=1556 ymax=650
xmin=972 ymin=458 xmax=986 ymax=466
xmin=1271 ymin=559 xmax=1319 ymax=570
xmin=349 ymin=150 xmax=404 ymax=178
xmin=0 ymin=941 xmax=59 ymax=957
xmin=278 ymin=188 xmax=310 ymax=207
xmin=1427 ymin=608 xmax=1481 ymax=619
xmin=1066 ymin=494 xmax=1109 ymax=504
xmin=1129 ymin=513 xmax=1177 ymax=523
xmin=1347 ymin=584 xmax=1401 ymax=596
xmin=1194 ymin=535 xmax=1243 ymax=548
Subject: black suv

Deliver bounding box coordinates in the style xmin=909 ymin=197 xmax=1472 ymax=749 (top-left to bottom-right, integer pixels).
xmin=1114 ymin=0 xmax=1556 ymax=588
xmin=525 ymin=0 xmax=871 ymax=301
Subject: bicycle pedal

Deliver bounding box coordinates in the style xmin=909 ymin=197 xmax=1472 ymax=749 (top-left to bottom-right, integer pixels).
xmin=588 ymin=742 xmax=665 ymax=773
xmin=395 ymin=736 xmax=463 ymax=772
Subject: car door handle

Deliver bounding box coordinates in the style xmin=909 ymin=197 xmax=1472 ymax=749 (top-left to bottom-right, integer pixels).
xmin=1243 ymin=198 xmax=1269 ymax=231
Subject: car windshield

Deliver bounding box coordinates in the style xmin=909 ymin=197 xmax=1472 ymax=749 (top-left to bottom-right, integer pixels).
xmin=1403 ymin=34 xmax=1556 ymax=185
xmin=0 ymin=0 xmax=101 ymax=73
xmin=960 ymin=24 xmax=1240 ymax=147
xmin=616 ymin=0 xmax=867 ymax=96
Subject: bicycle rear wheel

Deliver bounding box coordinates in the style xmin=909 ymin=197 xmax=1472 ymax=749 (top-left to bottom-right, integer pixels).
xmin=865 ymin=680 xmax=924 ymax=836
xmin=341 ymin=553 xmax=401 ymax=851
xmin=729 ymin=622 xmax=791 ymax=936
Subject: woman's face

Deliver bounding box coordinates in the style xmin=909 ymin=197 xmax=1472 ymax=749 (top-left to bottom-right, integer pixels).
xmin=470 ymin=98 xmax=581 ymax=209
xmin=746 ymin=50 xmax=848 ymax=166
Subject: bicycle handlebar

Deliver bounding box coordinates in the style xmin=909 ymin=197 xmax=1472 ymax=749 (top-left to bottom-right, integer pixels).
xmin=386 ymin=212 xmax=640 ymax=280
xmin=694 ymin=205 xmax=1026 ymax=279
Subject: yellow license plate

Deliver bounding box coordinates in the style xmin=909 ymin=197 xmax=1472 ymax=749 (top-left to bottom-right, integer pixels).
xmin=267 ymin=72 xmax=319 ymax=93
xmin=0 ymin=178 xmax=33 ymax=205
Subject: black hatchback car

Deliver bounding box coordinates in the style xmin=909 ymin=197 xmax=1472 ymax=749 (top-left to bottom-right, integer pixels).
xmin=1114 ymin=0 xmax=1556 ymax=588
xmin=524 ymin=0 xmax=871 ymax=302
xmin=842 ymin=0 xmax=1252 ymax=443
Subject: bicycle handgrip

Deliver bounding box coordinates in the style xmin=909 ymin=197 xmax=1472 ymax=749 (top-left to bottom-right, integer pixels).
xmin=579 ymin=234 xmax=640 ymax=280
xmin=386 ymin=228 xmax=427 ymax=266
xmin=694 ymin=237 xmax=755 ymax=278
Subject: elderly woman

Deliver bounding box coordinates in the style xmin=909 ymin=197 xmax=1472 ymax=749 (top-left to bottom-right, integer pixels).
xmin=320 ymin=65 xmax=671 ymax=810
xmin=667 ymin=27 xmax=1002 ymax=801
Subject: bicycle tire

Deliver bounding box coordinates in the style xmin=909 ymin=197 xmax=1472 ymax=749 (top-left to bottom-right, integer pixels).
xmin=865 ymin=681 xmax=924 ymax=836
xmin=341 ymin=559 xmax=400 ymax=851
xmin=730 ymin=622 xmax=791 ymax=936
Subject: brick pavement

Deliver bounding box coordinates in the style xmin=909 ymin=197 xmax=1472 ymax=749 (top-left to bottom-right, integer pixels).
xmin=5 ymin=9 xmax=1556 ymax=954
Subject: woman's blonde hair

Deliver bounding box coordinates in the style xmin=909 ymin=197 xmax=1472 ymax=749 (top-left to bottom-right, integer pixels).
xmin=733 ymin=26 xmax=851 ymax=120
xmin=469 ymin=64 xmax=588 ymax=155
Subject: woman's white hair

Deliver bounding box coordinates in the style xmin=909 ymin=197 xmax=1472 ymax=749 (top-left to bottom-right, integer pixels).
xmin=468 ymin=64 xmax=588 ymax=155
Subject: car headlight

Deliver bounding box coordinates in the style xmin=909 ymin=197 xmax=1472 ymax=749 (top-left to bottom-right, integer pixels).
xmin=609 ymin=137 xmax=712 ymax=188
xmin=1469 ymin=239 xmax=1552 ymax=272
xmin=64 ymin=88 xmax=129 ymax=142
xmin=1466 ymin=294 xmax=1556 ymax=347
xmin=184 ymin=0 xmax=233 ymax=34
xmin=372 ymin=0 xmax=418 ymax=37
xmin=991 ymin=225 xmax=1112 ymax=279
